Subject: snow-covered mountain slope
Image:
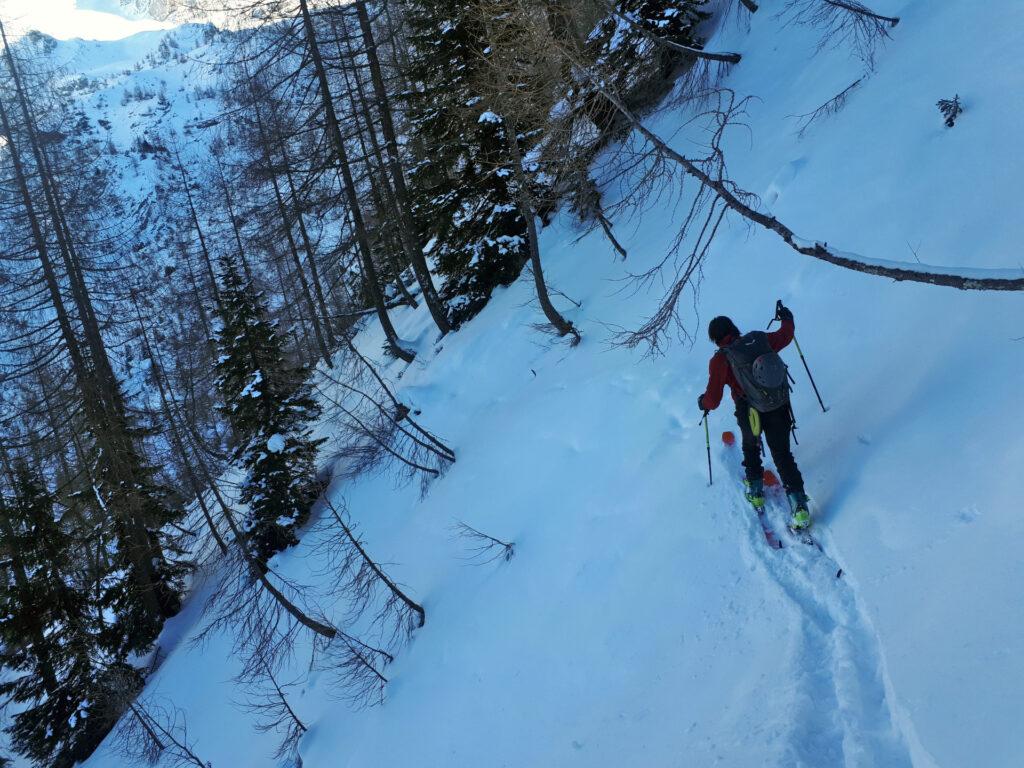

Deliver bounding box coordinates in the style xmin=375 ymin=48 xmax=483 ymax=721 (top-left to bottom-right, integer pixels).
xmin=47 ymin=23 xmax=224 ymax=235
xmin=71 ymin=0 xmax=1024 ymax=765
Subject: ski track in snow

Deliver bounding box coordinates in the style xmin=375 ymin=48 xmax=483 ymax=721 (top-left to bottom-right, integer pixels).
xmin=726 ymin=471 xmax=915 ymax=768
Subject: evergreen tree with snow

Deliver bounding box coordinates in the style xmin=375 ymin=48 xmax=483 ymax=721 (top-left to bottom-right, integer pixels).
xmin=589 ymin=0 xmax=709 ymax=74
xmin=582 ymin=0 xmax=710 ymax=129
xmin=402 ymin=0 xmax=531 ymax=325
xmin=0 ymin=467 xmax=131 ymax=768
xmin=90 ymin=434 xmax=190 ymax=657
xmin=214 ymin=256 xmax=325 ymax=563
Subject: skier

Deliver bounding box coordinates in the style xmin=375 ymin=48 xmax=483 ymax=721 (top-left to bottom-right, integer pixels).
xmin=697 ymin=303 xmax=811 ymax=530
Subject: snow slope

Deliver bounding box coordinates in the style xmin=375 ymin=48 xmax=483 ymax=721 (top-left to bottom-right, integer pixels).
xmin=73 ymin=0 xmax=1024 ymax=766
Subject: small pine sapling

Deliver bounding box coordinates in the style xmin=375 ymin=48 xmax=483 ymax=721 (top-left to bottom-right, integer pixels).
xmin=937 ymin=95 xmax=963 ymax=128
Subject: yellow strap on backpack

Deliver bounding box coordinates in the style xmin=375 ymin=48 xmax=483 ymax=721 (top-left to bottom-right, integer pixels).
xmin=748 ymin=406 xmax=761 ymax=437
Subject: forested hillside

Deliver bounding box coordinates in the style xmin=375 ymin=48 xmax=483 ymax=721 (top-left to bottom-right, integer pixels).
xmin=0 ymin=0 xmax=1021 ymax=766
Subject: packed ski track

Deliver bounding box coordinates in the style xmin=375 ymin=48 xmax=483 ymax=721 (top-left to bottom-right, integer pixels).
xmin=727 ymin=472 xmax=918 ymax=768
xmin=41 ymin=0 xmax=1023 ymax=766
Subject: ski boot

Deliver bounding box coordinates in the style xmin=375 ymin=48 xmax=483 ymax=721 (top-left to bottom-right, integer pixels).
xmin=744 ymin=477 xmax=766 ymax=512
xmin=787 ymin=491 xmax=811 ymax=530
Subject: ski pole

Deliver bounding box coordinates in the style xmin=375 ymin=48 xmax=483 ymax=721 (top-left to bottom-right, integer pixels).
xmin=700 ymin=410 xmax=712 ymax=485
xmin=769 ymin=300 xmax=828 ymax=413
xmin=791 ymin=334 xmax=828 ymax=413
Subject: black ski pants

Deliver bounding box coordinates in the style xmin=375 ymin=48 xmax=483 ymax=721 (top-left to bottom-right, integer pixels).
xmin=735 ymin=399 xmax=804 ymax=495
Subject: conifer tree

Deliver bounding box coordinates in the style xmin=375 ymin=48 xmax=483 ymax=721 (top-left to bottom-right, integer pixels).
xmin=93 ymin=437 xmax=190 ymax=655
xmin=588 ymin=0 xmax=710 ymax=80
xmin=402 ymin=0 xmax=531 ymax=325
xmin=578 ymin=0 xmax=710 ymax=134
xmin=214 ymin=256 xmax=325 ymax=564
xmin=0 ymin=467 xmax=132 ymax=768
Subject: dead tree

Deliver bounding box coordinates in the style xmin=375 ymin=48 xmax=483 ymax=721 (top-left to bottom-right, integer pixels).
xmin=319 ymin=498 xmax=425 ymax=646
xmin=236 ymin=659 xmax=307 ymax=765
xmin=180 ymin=423 xmax=393 ymax=703
xmin=324 ymin=397 xmax=445 ymax=480
xmin=129 ymin=289 xmax=229 ymax=557
xmin=571 ymin=175 xmax=628 ymax=260
xmin=172 ymin=141 xmax=224 ymax=311
xmin=209 ymin=148 xmax=257 ymax=285
xmin=329 ymin=630 xmax=392 ymax=707
xmin=452 ymin=521 xmax=516 ymax=564
xmin=332 ymin=41 xmax=421 ymax=311
xmin=779 ymin=0 xmax=900 ymax=67
xmin=277 ymin=135 xmax=340 ymax=350
xmin=321 ymin=323 xmax=456 ymax=465
xmin=505 ymin=130 xmax=582 ymax=344
xmin=314 ymin=365 xmax=453 ymax=491
xmin=331 ymin=15 xmax=421 ymax=311
xmin=0 ymin=20 xmax=179 ymax=626
xmin=243 ymin=86 xmax=335 ymax=367
xmin=555 ymin=46 xmax=1024 ymax=347
xmin=792 ymin=76 xmax=865 ymax=137
xmin=114 ymin=697 xmax=210 ymax=768
xmin=463 ymin=0 xmax=1024 ymax=359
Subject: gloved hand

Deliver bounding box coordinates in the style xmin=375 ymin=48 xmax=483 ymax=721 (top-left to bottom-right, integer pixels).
xmin=776 ymin=301 xmax=794 ymax=323
xmin=697 ymin=394 xmax=707 ymax=412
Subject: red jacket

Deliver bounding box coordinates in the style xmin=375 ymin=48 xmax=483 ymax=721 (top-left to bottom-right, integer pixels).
xmin=701 ymin=319 xmax=794 ymax=411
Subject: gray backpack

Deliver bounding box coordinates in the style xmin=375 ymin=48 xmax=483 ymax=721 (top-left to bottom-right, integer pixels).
xmin=721 ymin=331 xmax=789 ymax=413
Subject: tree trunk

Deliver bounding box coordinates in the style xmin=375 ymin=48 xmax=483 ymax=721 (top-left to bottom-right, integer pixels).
xmin=271 ymin=254 xmax=314 ymax=367
xmin=268 ymin=166 xmax=333 ymax=366
xmin=38 ymin=380 xmax=73 ymax=483
xmin=181 ymin=249 xmax=214 ymax=342
xmin=37 ymin=146 xmax=123 ymax=415
xmin=213 ymin=158 xmax=256 ymax=285
xmin=277 ymin=138 xmax=340 ymax=347
xmin=172 ymin=144 xmax=223 ymax=310
xmin=130 ymin=293 xmax=229 ymax=556
xmin=504 ymin=129 xmax=580 ymax=343
xmin=0 ymin=115 xmax=155 ymax=623
xmin=129 ymin=704 xmax=166 ymax=752
xmin=294 ymin=0 xmax=415 ymax=362
xmin=325 ymin=502 xmax=424 ymax=627
xmin=333 ymin=39 xmax=420 ymax=309
xmin=825 ymin=0 xmax=899 ymax=26
xmin=176 ymin=408 xmax=337 ymax=639
xmin=353 ymin=1 xmax=452 ymax=335
xmin=611 ymin=10 xmax=742 ymax=63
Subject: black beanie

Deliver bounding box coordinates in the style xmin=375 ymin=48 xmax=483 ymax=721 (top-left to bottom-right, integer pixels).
xmin=708 ymin=316 xmax=739 ymax=344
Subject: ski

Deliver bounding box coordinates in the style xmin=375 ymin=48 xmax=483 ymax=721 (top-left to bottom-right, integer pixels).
xmin=781 ymin=495 xmax=824 ymax=551
xmin=756 ymin=507 xmax=784 ymax=550
xmin=786 ymin=525 xmax=823 ymax=552
xmin=742 ymin=487 xmax=783 ymax=550
xmin=722 ymin=431 xmax=783 ymax=550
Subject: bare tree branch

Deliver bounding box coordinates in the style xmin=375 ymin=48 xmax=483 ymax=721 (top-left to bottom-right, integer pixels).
xmin=452 ymin=521 xmax=515 ymax=565
xmin=791 ymin=76 xmax=865 ymax=137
